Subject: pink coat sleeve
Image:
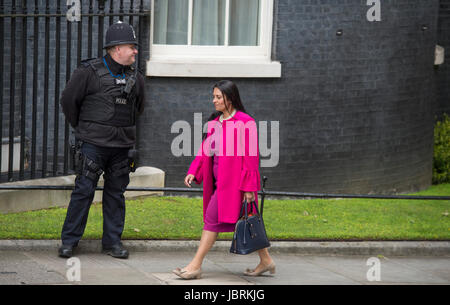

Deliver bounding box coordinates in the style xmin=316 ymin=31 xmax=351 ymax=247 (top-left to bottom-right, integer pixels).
xmin=238 ymin=120 xmax=261 ymax=192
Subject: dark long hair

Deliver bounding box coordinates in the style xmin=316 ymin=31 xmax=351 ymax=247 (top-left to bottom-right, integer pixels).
xmin=207 ymin=80 xmax=247 ymax=122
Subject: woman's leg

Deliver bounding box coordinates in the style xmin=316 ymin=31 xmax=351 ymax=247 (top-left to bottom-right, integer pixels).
xmin=258 ymin=248 xmax=273 ymax=265
xmin=248 ymin=247 xmax=274 ymax=273
xmin=183 ymin=229 xmax=218 ymax=272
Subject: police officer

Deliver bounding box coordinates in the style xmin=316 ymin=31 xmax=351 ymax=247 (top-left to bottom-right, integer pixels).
xmin=58 ymin=22 xmax=145 ymax=259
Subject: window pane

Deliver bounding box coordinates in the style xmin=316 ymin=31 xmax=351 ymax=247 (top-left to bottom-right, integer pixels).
xmin=192 ymin=0 xmax=226 ymax=45
xmin=229 ymin=0 xmax=260 ymax=46
xmin=154 ymin=0 xmax=189 ymax=45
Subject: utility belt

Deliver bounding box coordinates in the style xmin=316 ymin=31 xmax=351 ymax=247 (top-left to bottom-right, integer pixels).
xmin=70 ymin=140 xmax=137 ymax=181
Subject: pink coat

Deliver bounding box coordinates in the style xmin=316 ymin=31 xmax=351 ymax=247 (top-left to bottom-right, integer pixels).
xmin=187 ymin=111 xmax=261 ymax=224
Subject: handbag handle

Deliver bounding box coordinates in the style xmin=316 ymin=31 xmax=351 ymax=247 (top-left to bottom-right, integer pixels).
xmin=238 ymin=199 xmax=247 ymax=219
xmin=239 ymin=199 xmax=261 ymax=219
xmin=238 ymin=199 xmax=257 ymax=219
xmin=250 ymin=200 xmax=260 ymax=217
xmin=239 ymin=177 xmax=269 ymax=219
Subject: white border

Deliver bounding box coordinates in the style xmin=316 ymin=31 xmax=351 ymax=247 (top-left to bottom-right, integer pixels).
xmin=146 ymin=0 xmax=281 ymax=78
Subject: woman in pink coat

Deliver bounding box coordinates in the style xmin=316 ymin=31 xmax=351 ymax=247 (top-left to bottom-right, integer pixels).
xmin=172 ymin=80 xmax=275 ymax=280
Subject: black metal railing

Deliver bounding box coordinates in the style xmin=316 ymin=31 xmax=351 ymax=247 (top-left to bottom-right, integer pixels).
xmin=0 ymin=186 xmax=449 ymax=200
xmin=0 ymin=0 xmax=150 ymax=183
xmin=1 ymin=178 xmax=449 ymax=201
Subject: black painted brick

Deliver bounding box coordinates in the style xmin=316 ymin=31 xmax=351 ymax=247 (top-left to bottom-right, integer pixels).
xmin=140 ymin=0 xmax=439 ymax=194
xmin=1 ymin=0 xmax=446 ymax=194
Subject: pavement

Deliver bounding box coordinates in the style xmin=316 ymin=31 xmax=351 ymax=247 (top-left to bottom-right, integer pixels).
xmin=0 ymin=240 xmax=449 ymax=285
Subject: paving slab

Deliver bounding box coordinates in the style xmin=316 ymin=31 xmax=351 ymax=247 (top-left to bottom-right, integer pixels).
xmin=152 ymin=272 xmax=253 ymax=285
xmin=300 ymin=255 xmax=450 ymax=285
xmin=0 ymin=245 xmax=448 ymax=285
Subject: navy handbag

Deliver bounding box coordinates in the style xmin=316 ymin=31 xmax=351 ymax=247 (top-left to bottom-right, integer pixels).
xmin=230 ymin=178 xmax=270 ymax=255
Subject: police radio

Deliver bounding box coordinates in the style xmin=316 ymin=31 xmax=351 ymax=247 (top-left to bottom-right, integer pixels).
xmin=123 ymin=73 xmax=136 ymax=96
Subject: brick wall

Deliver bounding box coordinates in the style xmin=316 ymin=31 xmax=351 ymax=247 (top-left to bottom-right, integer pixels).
xmin=140 ymin=0 xmax=439 ymax=194
xmin=0 ymin=0 xmax=444 ymax=194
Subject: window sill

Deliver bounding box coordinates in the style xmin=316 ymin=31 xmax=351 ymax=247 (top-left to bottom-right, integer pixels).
xmin=146 ymin=58 xmax=282 ymax=78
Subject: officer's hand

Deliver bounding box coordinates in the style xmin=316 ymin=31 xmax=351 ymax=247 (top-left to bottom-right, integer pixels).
xmin=184 ymin=174 xmax=195 ymax=188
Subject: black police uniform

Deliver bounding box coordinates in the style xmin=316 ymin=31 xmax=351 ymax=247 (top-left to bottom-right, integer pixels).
xmin=59 ymin=23 xmax=145 ymax=258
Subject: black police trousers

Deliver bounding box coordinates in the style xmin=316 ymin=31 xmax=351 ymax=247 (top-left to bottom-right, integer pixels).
xmin=61 ymin=142 xmax=131 ymax=247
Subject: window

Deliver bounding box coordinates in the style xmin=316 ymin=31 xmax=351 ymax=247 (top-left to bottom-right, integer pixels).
xmin=147 ymin=0 xmax=281 ymax=78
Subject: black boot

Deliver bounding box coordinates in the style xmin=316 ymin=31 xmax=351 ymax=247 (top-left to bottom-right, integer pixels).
xmin=58 ymin=244 xmax=75 ymax=258
xmin=102 ymin=243 xmax=129 ymax=259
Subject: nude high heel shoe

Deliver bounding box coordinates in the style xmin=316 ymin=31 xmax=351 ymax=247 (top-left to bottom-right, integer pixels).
xmin=243 ymin=262 xmax=276 ymax=276
xmin=173 ymin=267 xmax=202 ymax=280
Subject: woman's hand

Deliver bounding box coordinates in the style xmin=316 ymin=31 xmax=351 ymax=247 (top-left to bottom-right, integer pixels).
xmin=243 ymin=191 xmax=255 ymax=203
xmin=184 ymin=174 xmax=195 ymax=188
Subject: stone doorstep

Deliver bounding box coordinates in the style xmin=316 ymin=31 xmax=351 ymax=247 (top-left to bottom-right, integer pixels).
xmin=0 ymin=166 xmax=165 ymax=214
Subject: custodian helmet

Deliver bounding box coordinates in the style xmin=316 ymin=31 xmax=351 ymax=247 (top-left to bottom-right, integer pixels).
xmin=104 ymin=21 xmax=138 ymax=48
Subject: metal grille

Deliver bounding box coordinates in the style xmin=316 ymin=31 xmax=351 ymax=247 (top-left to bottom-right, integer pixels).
xmin=0 ymin=0 xmax=150 ymax=183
